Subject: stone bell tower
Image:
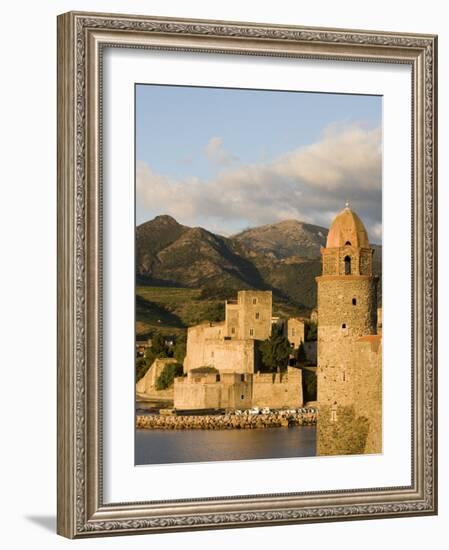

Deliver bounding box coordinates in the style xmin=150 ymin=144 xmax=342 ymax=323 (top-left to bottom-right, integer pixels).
xmin=316 ymin=203 xmax=379 ymax=455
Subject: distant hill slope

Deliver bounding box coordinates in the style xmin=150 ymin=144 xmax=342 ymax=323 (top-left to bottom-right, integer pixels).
xmin=136 ymin=215 xmax=267 ymax=290
xmin=136 ymin=215 xmax=189 ymax=276
xmin=136 ymin=215 xmax=382 ymax=317
xmin=232 ymin=219 xmax=327 ymax=260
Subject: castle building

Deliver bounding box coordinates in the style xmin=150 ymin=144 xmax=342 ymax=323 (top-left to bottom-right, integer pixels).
xmin=175 ymin=289 xmax=303 ymax=410
xmin=224 ymin=290 xmax=272 ymax=340
xmin=137 ymin=205 xmax=382 ymax=452
xmin=183 ymin=290 xmax=272 ymax=374
xmin=316 ymin=204 xmax=382 ymax=455
xmin=174 ymin=367 xmax=302 ymax=411
xmin=285 ymin=317 xmax=306 ymax=349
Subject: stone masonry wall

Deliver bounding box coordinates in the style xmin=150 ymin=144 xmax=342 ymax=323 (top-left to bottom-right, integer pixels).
xmin=317 ymin=339 xmax=381 ymax=456
xmin=351 ymin=337 xmax=382 ymax=454
xmin=238 ymin=290 xmax=272 ymax=341
xmin=174 ymin=367 xmax=303 ymax=410
xmin=203 ymin=338 xmax=255 ymax=374
xmin=317 ymin=276 xmax=378 ymax=338
xmin=137 ymin=410 xmax=317 ymax=430
xmin=316 ymin=404 xmax=370 ymax=455
xmin=183 ymin=322 xmax=255 ymax=374
xmin=251 ymin=367 xmax=303 ymax=409
xmin=317 ymin=276 xmax=377 ymax=407
xmin=174 ymin=376 xmax=253 ymax=410
xmin=321 ymin=246 xmax=372 ymax=276
xmin=225 ymin=303 xmax=240 ymax=337
xmin=316 ymin=274 xmax=379 ymax=456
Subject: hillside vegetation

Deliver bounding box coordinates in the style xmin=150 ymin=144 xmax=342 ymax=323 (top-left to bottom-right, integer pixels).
xmin=135 ymin=215 xmax=382 ymax=338
xmin=136 ymin=286 xmax=307 ymax=339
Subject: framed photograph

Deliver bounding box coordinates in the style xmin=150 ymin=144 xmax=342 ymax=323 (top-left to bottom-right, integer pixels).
xmin=57 ymin=11 xmax=437 ymax=538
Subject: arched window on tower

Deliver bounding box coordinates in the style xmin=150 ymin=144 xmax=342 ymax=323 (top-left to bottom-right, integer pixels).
xmin=344 ymin=255 xmax=351 ymax=275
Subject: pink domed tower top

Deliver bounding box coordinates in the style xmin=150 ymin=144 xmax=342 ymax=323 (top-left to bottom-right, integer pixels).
xmin=326 ymin=202 xmax=370 ymax=249
xmin=320 ymin=203 xmax=373 ymax=277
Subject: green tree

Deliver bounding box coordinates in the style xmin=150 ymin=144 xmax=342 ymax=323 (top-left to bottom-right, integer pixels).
xmin=143 ymin=346 xmax=156 ymax=363
xmin=173 ymin=333 xmax=187 ymax=363
xmin=259 ymin=325 xmax=292 ymax=372
xmin=202 ymin=302 xmax=225 ymax=323
xmin=136 ymin=332 xmax=171 ymax=382
xmin=155 ymin=362 xmax=184 ymax=390
xmin=151 ymin=331 xmax=167 ymax=356
xmin=136 ymin=356 xmax=150 ymax=382
xmin=190 ymin=366 xmax=218 ymax=374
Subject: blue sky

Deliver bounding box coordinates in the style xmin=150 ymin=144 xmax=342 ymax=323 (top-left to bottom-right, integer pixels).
xmin=136 ymin=84 xmax=382 ymax=242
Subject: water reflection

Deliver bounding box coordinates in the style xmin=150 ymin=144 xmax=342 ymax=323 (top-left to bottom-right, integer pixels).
xmin=135 ymin=426 xmax=316 ymax=465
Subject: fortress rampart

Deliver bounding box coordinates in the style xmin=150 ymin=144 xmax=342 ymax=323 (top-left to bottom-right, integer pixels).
xmin=174 ymin=367 xmax=303 ymax=410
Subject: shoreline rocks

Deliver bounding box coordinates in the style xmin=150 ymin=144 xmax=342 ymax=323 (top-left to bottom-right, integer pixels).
xmin=136 ymin=410 xmax=317 ymax=430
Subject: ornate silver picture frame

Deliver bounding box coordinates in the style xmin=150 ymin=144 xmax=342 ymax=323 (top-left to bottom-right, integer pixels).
xmin=57 ymin=11 xmax=437 ymax=538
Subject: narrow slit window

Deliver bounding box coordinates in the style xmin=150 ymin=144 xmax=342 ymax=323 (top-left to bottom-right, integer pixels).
xmin=344 ymin=255 xmax=351 ymax=275
xmin=352 ymin=298 xmax=357 ymax=305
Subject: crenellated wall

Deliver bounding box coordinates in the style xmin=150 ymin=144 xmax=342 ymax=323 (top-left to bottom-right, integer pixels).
xmin=174 ymin=367 xmax=303 ymax=410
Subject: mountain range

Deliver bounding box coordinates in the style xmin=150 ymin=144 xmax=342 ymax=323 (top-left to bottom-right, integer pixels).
xmin=136 ymin=215 xmax=382 ymax=311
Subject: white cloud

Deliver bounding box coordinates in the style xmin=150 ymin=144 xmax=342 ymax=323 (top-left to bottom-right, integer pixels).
xmin=273 ymin=124 xmax=381 ymax=191
xmin=370 ymin=222 xmax=383 ymax=242
xmin=204 ymin=137 xmax=239 ymax=165
xmin=137 ymin=123 xmax=382 ymax=242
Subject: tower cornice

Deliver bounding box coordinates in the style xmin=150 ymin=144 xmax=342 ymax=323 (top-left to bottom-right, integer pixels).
xmin=316 ymin=274 xmax=378 ymax=283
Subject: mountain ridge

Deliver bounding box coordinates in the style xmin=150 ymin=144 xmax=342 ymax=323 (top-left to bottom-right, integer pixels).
xmin=136 ymin=215 xmax=382 ymax=311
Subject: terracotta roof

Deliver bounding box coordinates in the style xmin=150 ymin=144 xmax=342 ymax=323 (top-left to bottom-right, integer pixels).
xmin=357 ymin=334 xmax=382 ymax=352
xmin=326 ymin=206 xmax=370 ymax=248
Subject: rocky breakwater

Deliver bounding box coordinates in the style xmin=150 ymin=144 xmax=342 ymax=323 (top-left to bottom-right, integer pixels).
xmin=136 ymin=408 xmax=317 ymax=430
